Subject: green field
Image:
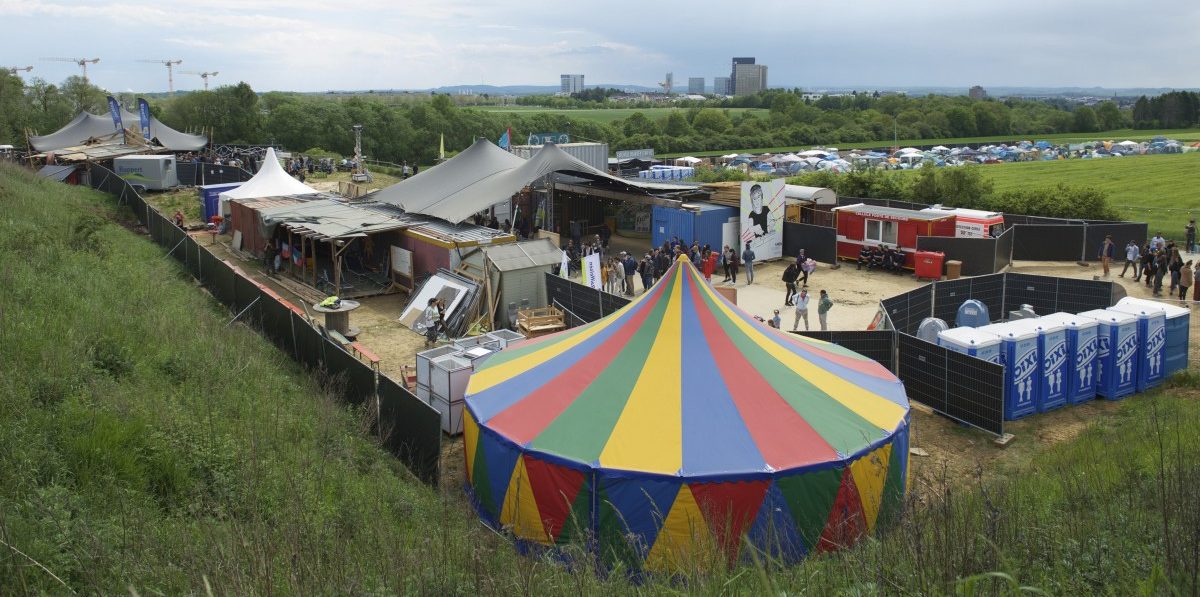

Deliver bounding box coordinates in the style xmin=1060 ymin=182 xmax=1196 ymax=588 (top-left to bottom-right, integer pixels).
xmin=6 ymin=163 xmax=1200 ymax=593
xmin=660 ymin=127 xmax=1200 ymax=157
xmin=977 ymin=152 xmax=1200 ymax=233
xmin=474 ymin=105 xmax=768 ymax=124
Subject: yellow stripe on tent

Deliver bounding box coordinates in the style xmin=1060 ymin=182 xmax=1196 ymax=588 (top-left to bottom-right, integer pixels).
xmin=598 ymin=274 xmax=684 ymax=475
xmin=692 ymin=268 xmax=907 ymax=431
xmin=466 ymin=283 xmax=661 ymax=395
xmin=499 ymin=457 xmax=551 ymax=544
xmin=463 ymin=409 xmax=479 ymax=483
xmin=645 ymin=484 xmax=706 ymax=573
xmin=848 ymin=443 xmax=891 ymax=532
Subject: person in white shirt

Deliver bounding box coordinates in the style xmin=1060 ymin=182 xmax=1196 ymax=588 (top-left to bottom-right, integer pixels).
xmin=1152 ymin=232 xmax=1166 ymax=251
xmin=793 ymin=289 xmax=810 ymax=331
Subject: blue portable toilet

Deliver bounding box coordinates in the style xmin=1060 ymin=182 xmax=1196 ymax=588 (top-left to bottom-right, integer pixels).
xmin=1078 ymin=309 xmax=1139 ymax=399
xmin=978 ymin=322 xmax=1040 ymax=420
xmin=1107 ymin=303 xmax=1167 ymax=392
xmin=937 ymin=327 xmax=1002 ymax=364
xmin=1040 ymin=312 xmax=1099 ymax=404
xmin=1008 ymin=318 xmax=1069 ymax=412
xmin=955 ymin=299 xmax=990 ymax=328
xmin=199 ymin=183 xmax=243 ymax=221
xmin=1117 ymin=297 xmax=1190 ymax=377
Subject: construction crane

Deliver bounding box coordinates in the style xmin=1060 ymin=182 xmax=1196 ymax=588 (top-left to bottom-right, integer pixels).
xmin=180 ymin=70 xmax=219 ymax=91
xmin=40 ymin=57 xmax=100 ymax=82
xmin=6 ymin=66 xmax=33 ymax=76
xmin=139 ymin=59 xmax=183 ymax=95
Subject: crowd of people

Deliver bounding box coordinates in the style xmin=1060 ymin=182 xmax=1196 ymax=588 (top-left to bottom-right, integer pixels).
xmin=1112 ymin=227 xmax=1199 ymax=301
xmin=855 ymin=244 xmax=907 ymax=273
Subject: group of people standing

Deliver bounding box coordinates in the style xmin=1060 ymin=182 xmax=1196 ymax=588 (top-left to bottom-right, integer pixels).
xmin=1110 ymin=231 xmax=1197 ymax=300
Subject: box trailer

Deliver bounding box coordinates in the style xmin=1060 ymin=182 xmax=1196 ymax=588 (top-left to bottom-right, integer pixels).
xmin=833 ymin=203 xmax=956 ymax=268
xmin=113 ymin=155 xmax=179 ymax=190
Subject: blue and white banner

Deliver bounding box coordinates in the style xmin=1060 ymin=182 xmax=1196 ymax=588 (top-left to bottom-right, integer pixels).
xmin=106 ymin=96 xmax=123 ymax=133
xmin=498 ymin=128 xmax=510 ymax=150
xmin=137 ymin=98 xmax=152 ymax=141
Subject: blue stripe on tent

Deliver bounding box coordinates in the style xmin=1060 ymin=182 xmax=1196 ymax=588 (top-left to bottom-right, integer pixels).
xmin=479 ymin=427 xmax=522 ymax=518
xmin=468 ymin=288 xmax=661 ymax=423
xmin=680 ymin=272 xmax=767 ymax=476
xmin=600 ymin=475 xmax=681 ymax=560
xmin=747 ymin=481 xmax=805 ymax=563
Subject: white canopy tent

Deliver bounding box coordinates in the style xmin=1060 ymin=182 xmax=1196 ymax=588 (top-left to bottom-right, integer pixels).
xmin=218 ymin=147 xmax=319 ymax=214
xmin=29 ymin=109 xmax=207 ymax=152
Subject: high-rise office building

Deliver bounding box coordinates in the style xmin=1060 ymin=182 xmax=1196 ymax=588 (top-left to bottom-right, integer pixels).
xmin=560 ymin=74 xmax=584 ymax=95
xmin=714 ymin=76 xmax=731 ymax=96
xmin=688 ymin=77 xmax=705 ymax=94
xmin=733 ymin=63 xmax=768 ymax=96
xmin=969 ymin=85 xmax=987 ymax=100
xmin=730 ymin=57 xmax=755 ymax=95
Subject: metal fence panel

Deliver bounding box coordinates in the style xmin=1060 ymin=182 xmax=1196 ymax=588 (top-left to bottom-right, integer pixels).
xmin=232 ymin=274 xmax=264 ymax=326
xmin=897 ymin=332 xmax=948 ymax=411
xmin=207 ymin=258 xmax=237 ymax=308
xmin=322 ymin=340 xmax=376 ymax=407
xmin=545 ymin=273 xmax=631 ymax=325
xmin=933 ymin=278 xmax=974 ymax=324
xmin=377 ymin=376 xmax=442 ymax=485
xmin=969 ymin=273 xmax=1006 ymax=324
xmin=791 ymin=331 xmax=895 ymax=371
xmin=1055 ymin=277 xmax=1117 ymax=314
xmin=783 ymin=222 xmax=838 ymax=264
xmin=1012 ymin=225 xmax=1085 ymax=261
xmin=1003 ymin=273 xmax=1059 ymax=316
xmin=291 ymin=313 xmax=326 ymax=372
xmin=993 ymin=226 xmax=1015 ymax=272
xmin=897 ymin=333 xmax=1004 ymax=436
xmin=1084 ymin=223 xmax=1148 ymax=262
xmin=259 ymin=294 xmax=295 ymax=356
xmin=915 ymin=236 xmax=999 ymax=276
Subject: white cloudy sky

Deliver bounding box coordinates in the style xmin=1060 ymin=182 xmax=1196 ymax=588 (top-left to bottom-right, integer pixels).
xmin=3 ymin=0 xmax=1197 ymax=92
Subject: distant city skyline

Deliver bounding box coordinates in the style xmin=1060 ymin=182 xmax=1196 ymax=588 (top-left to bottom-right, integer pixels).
xmin=2 ymin=0 xmax=1197 ymax=93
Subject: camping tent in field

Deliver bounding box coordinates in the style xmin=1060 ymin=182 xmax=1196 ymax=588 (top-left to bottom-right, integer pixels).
xmin=462 ymin=256 xmax=910 ymax=572
xmin=29 ymin=109 xmax=207 ymax=152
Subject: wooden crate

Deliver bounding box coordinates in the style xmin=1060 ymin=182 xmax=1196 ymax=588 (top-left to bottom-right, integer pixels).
xmin=517 ymin=306 xmax=565 ymax=338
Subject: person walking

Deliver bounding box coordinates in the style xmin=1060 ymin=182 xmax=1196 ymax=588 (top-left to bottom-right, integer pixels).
xmin=1120 ymin=240 xmax=1140 ymax=277
xmin=1152 ymin=231 xmax=1166 ymax=251
xmin=1139 ymin=244 xmax=1153 ymax=283
xmin=1179 ymin=260 xmax=1193 ymax=301
xmin=721 ymin=245 xmax=732 ymax=282
xmin=742 ymin=242 xmax=756 ymax=285
xmin=817 ymin=290 xmax=833 ymax=331
xmin=1098 ymin=234 xmax=1115 ymax=276
xmin=727 ymin=245 xmax=739 ymax=284
xmin=792 ymin=289 xmax=810 ymax=331
xmin=640 ymin=253 xmax=654 ymax=290
xmin=1169 ymin=249 xmax=1183 ymax=294
xmin=622 ymin=251 xmax=638 ymax=296
xmin=701 ymin=248 xmax=717 ymax=284
xmin=1187 ymin=219 xmax=1196 ymax=254
xmin=1193 ymin=261 xmax=1200 ymax=303
xmin=1154 ymin=250 xmax=1169 ymax=296
xmin=800 ymin=258 xmax=815 ymax=287
xmin=782 ymin=262 xmax=799 ymax=306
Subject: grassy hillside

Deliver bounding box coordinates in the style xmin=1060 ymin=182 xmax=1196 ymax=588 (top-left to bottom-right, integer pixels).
xmin=2 ymin=163 xmax=1199 ymax=593
xmin=978 ymin=152 xmax=1200 ymax=233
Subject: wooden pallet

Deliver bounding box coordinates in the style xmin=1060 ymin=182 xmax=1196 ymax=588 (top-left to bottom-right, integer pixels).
xmin=517 ymin=306 xmax=565 ymax=337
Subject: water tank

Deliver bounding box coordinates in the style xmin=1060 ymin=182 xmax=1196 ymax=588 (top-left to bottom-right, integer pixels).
xmin=916 ymin=317 xmax=949 ymax=343
xmin=955 ymin=299 xmax=990 ymax=328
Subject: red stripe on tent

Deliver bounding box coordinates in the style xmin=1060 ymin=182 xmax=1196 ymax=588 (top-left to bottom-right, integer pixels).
xmin=523 ymin=455 xmax=587 ymax=542
xmin=688 ymin=278 xmax=839 ymax=469
xmin=689 ymin=479 xmax=770 ymax=559
xmin=486 ymin=286 xmax=669 ymax=445
xmin=816 ymin=469 xmax=866 ymax=553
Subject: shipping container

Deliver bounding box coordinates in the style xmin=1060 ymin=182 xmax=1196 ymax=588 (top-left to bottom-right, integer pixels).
xmin=651 ymin=203 xmax=739 ymax=251
xmin=510 ymin=142 xmax=609 ymax=172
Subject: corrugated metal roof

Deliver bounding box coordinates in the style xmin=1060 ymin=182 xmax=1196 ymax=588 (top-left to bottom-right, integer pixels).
xmin=833 ymin=203 xmax=953 ymax=221
xmin=483 ymin=239 xmax=562 ymax=271
xmin=36 ymin=164 xmax=77 ymax=181
xmin=258 ymin=198 xmax=410 ymax=239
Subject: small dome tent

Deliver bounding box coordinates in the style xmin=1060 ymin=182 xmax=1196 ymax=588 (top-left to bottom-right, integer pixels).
xmin=463 ymin=256 xmax=911 ymax=572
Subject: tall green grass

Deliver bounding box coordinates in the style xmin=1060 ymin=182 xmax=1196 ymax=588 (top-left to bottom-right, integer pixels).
xmin=1 ymin=163 xmax=1197 ymax=593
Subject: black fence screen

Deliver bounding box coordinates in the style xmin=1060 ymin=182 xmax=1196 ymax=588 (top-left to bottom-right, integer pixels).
xmin=881 ymin=283 xmax=933 ymax=336
xmin=915 ymin=235 xmax=999 ymax=276
xmin=931 ymin=273 xmax=1005 ymax=325
xmin=322 ymin=340 xmax=377 ymax=407
xmin=783 ymin=222 xmax=837 ymax=264
xmin=546 ymin=273 xmax=631 ymax=326
xmin=177 ymin=162 xmax=254 ymax=187
xmin=1004 ymin=273 xmax=1114 ymax=316
xmin=377 ymin=376 xmax=442 ymax=485
xmin=791 ymin=331 xmax=895 ymax=372
xmin=993 ymin=226 xmax=1014 ymax=272
xmin=1084 ymin=223 xmax=1148 ymax=262
xmin=1012 ymin=225 xmax=1086 ymax=261
xmin=898 ymin=333 xmax=1005 ymax=435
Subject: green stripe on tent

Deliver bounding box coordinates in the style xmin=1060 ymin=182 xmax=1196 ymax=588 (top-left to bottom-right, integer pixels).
xmin=555 ymin=477 xmax=593 ymax=546
xmin=529 ymin=273 xmax=678 ymax=463
xmin=597 ymin=486 xmax=642 ymax=571
xmin=472 ymin=444 xmax=496 ymax=517
xmin=875 ymin=441 xmax=906 ymax=529
xmin=696 ymin=287 xmax=882 ymax=456
xmin=775 ymin=467 xmax=842 ymax=553
xmin=474 ymin=322 xmax=589 ymax=370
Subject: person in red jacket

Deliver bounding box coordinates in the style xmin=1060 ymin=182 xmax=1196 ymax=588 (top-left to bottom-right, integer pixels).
xmin=701 ymin=248 xmax=718 ymax=283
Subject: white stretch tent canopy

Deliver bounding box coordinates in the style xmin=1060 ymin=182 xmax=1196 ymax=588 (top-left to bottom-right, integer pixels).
xmin=29 ymin=109 xmax=207 ymax=152
xmin=218 ymin=147 xmax=319 ymax=212
xmin=784 ymin=185 xmax=837 ymax=205
xmin=374 ymin=140 xmax=689 ymax=224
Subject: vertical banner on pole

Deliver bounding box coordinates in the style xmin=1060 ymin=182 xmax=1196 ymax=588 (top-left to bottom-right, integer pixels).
xmin=137 ymin=98 xmax=152 ymax=141
xmin=106 ymin=96 xmax=124 ymax=133
xmin=581 ymin=253 xmax=601 ymax=289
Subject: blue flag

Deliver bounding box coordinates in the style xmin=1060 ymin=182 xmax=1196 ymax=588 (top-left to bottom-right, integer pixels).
xmin=498 ymin=128 xmax=510 ymax=149
xmin=137 ymin=98 xmax=152 ymax=141
xmin=106 ymin=96 xmax=123 ymax=133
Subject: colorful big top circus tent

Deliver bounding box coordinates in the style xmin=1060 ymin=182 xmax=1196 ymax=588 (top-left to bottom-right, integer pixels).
xmin=462 ymin=257 xmax=911 ymax=571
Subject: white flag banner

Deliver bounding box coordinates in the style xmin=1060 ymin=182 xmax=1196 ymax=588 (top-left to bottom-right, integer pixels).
xmin=581 ymin=253 xmax=602 ymax=289
xmin=560 ymin=250 xmax=570 ymax=278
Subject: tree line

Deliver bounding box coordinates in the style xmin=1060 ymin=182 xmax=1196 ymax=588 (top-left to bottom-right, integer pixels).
xmin=1132 ymin=91 xmax=1200 ymax=129
xmin=0 ymin=73 xmax=1184 ymax=166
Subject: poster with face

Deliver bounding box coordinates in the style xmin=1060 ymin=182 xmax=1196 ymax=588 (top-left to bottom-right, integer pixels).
xmin=740 ymin=179 xmax=785 ymax=260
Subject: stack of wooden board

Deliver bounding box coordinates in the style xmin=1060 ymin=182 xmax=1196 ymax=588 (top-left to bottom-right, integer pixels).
xmin=517 ymin=306 xmax=565 ymax=338
xmin=699 ymin=182 xmax=744 ymax=207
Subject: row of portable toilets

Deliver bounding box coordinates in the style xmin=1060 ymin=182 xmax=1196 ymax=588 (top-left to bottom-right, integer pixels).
xmin=929 ymin=297 xmax=1189 ymax=421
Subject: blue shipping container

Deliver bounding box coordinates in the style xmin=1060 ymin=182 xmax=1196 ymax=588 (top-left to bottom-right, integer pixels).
xmin=1117 ymin=297 xmax=1190 ymax=377
xmin=651 ymin=203 xmax=738 ymax=253
xmin=1078 ymin=309 xmax=1138 ymax=399
xmin=1107 ymin=303 xmax=1166 ymax=392
xmin=1040 ymin=312 xmax=1099 ymax=405
xmin=198 ymin=183 xmax=243 ymax=221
